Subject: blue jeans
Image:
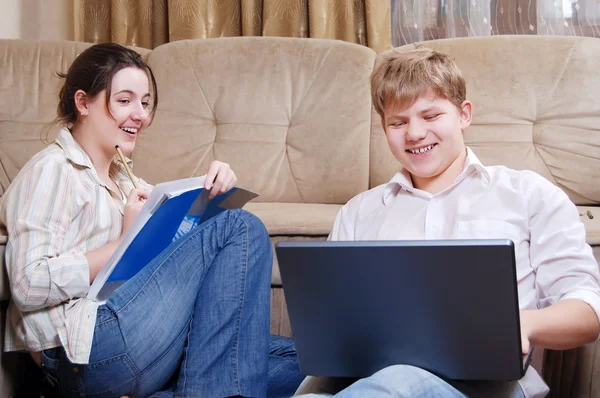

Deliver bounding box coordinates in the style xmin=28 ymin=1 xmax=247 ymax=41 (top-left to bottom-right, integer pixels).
xmin=40 ymin=210 xmax=303 ymax=397
xmin=298 ymin=365 xmax=525 ymax=398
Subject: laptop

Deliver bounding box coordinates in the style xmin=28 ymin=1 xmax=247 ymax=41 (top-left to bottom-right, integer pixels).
xmin=275 ymin=240 xmax=533 ymax=381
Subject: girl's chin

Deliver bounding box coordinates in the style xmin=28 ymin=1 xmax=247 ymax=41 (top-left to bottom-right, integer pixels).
xmin=113 ymin=142 xmax=136 ymax=154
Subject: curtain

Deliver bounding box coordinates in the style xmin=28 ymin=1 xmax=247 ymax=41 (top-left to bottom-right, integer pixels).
xmin=74 ymin=0 xmax=392 ymax=53
xmin=392 ymin=0 xmax=600 ymax=46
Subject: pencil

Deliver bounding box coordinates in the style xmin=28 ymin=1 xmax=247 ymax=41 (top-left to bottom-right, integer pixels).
xmin=115 ymin=145 xmax=139 ymax=189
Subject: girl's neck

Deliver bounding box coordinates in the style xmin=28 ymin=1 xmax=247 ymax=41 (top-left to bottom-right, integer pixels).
xmin=71 ymin=123 xmax=113 ymax=182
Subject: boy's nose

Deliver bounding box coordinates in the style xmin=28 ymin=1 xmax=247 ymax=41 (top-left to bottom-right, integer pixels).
xmin=406 ymin=122 xmax=427 ymax=141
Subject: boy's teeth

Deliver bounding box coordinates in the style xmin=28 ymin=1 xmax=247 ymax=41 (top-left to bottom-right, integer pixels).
xmin=409 ymin=144 xmax=434 ymax=154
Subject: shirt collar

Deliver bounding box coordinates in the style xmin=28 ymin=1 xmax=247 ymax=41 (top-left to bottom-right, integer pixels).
xmin=382 ymin=147 xmax=490 ymax=205
xmin=55 ymin=127 xmax=94 ymax=169
xmin=109 ymin=156 xmax=136 ymax=186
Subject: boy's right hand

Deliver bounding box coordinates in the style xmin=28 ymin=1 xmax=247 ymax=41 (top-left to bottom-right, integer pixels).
xmin=122 ymin=188 xmax=150 ymax=237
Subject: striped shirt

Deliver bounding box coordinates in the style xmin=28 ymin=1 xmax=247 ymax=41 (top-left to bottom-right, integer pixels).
xmin=0 ymin=128 xmax=151 ymax=364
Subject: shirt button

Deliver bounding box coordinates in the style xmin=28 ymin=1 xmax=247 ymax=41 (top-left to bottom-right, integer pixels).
xmin=73 ymin=367 xmax=79 ymax=373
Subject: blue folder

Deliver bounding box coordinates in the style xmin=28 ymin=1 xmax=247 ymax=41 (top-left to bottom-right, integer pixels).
xmin=92 ymin=185 xmax=257 ymax=302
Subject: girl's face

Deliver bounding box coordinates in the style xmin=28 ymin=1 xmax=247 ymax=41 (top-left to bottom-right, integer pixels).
xmin=84 ymin=67 xmax=151 ymax=156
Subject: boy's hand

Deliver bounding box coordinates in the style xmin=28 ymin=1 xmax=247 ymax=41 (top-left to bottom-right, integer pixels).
xmin=520 ymin=310 xmax=533 ymax=355
xmin=204 ymin=160 xmax=237 ymax=199
xmin=521 ymin=330 xmax=531 ymax=355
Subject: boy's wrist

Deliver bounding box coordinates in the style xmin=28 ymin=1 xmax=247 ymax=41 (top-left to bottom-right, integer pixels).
xmin=520 ymin=309 xmax=539 ymax=343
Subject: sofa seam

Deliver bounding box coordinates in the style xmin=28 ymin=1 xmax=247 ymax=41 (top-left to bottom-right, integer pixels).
xmin=185 ymin=41 xmax=218 ymax=176
xmin=286 ymin=44 xmax=333 ymax=203
xmin=289 ymin=45 xmax=333 ymax=121
xmin=538 ymin=40 xmax=577 ymax=116
xmin=285 ymin=127 xmax=306 ymax=203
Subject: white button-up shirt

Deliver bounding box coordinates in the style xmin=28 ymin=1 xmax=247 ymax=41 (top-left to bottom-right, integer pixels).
xmin=329 ymin=148 xmax=600 ymax=398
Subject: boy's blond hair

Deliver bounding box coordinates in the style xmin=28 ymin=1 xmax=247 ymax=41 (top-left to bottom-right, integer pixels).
xmin=371 ymin=47 xmax=466 ymax=119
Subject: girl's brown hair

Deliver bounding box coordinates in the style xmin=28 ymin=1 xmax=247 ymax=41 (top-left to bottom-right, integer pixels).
xmin=57 ymin=43 xmax=158 ymax=126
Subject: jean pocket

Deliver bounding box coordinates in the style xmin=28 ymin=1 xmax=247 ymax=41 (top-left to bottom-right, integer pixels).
xmin=41 ymin=348 xmax=80 ymax=397
xmin=41 ymin=348 xmax=60 ymax=370
xmin=78 ymin=354 xmax=139 ymax=397
xmin=40 ymin=349 xmax=61 ymax=391
xmin=95 ymin=306 xmax=117 ymax=325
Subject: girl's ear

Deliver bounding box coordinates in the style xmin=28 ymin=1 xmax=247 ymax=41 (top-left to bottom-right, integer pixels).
xmin=74 ymin=90 xmax=89 ymax=116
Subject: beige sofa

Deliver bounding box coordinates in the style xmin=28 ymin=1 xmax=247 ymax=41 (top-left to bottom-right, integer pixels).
xmin=0 ymin=35 xmax=599 ymax=397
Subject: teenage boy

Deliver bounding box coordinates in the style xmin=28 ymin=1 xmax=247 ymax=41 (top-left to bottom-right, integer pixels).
xmin=298 ymin=48 xmax=600 ymax=398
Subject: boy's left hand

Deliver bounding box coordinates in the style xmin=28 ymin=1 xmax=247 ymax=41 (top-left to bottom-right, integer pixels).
xmin=521 ymin=331 xmax=531 ymax=355
xmin=205 ymin=160 xmax=237 ymax=199
xmin=520 ymin=310 xmax=533 ymax=355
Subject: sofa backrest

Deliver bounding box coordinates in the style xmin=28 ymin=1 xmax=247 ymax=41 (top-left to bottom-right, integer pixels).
xmin=370 ymin=35 xmax=600 ymax=206
xmin=0 ymin=40 xmax=91 ymax=196
xmin=3 ymin=36 xmax=598 ymax=206
xmin=0 ymin=40 xmax=151 ymax=197
xmin=134 ymin=37 xmax=375 ymax=204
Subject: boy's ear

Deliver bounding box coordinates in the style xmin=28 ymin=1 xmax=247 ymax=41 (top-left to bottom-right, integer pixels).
xmin=74 ymin=89 xmax=89 ymax=116
xmin=459 ymin=100 xmax=472 ymax=131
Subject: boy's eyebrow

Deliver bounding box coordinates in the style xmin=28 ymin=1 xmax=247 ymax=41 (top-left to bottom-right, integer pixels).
xmin=420 ymin=106 xmax=443 ymax=114
xmin=385 ymin=115 xmax=406 ymax=122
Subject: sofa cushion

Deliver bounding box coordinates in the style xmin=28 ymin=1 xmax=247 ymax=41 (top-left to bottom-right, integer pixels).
xmin=370 ymin=36 xmax=600 ymax=206
xmin=0 ymin=205 xmax=597 ymax=297
xmin=244 ymin=202 xmax=341 ymax=236
xmin=136 ymin=37 xmax=375 ymax=204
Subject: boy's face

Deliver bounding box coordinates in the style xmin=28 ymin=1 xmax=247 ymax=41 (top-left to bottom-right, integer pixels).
xmin=382 ymin=89 xmax=472 ymax=182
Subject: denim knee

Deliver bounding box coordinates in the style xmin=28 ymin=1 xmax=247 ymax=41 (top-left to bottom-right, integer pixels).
xmin=371 ymin=364 xmax=433 ymax=380
xmin=229 ymin=209 xmax=270 ymax=244
xmin=365 ymin=364 xmax=441 ymax=393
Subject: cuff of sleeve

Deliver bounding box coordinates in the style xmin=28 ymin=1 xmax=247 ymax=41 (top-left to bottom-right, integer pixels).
xmin=560 ymin=289 xmax=600 ymax=341
xmin=47 ymin=252 xmax=91 ymax=301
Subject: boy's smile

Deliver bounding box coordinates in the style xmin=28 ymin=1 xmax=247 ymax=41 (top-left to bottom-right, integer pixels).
xmin=382 ymin=88 xmax=472 ymax=193
xmin=406 ymin=143 xmax=438 ymax=155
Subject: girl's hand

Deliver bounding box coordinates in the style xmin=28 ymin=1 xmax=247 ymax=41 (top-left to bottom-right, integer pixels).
xmin=204 ymin=160 xmax=237 ymax=199
xmin=122 ymin=187 xmax=150 ymax=237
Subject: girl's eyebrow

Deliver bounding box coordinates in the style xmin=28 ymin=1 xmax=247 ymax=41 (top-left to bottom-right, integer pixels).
xmin=114 ymin=89 xmax=150 ymax=97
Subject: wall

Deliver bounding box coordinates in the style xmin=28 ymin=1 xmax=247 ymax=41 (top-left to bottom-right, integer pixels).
xmin=0 ymin=0 xmax=74 ymax=40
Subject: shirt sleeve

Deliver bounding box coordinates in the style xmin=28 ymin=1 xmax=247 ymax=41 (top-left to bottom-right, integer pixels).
xmin=525 ymin=172 xmax=600 ymax=328
xmin=4 ymin=161 xmax=90 ymax=312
